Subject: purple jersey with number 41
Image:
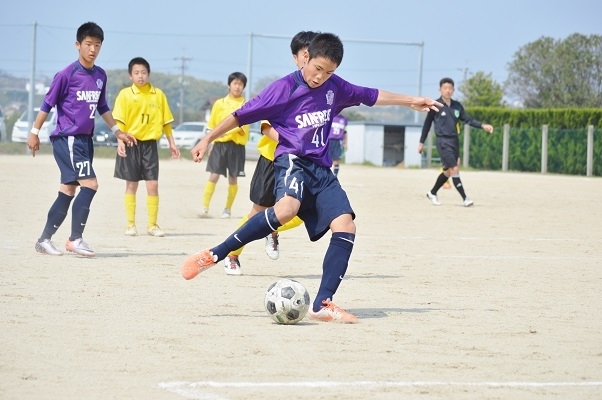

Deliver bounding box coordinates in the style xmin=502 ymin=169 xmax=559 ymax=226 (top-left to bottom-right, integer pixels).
xmin=235 ymin=70 xmax=378 ymax=167
xmin=40 ymin=61 xmax=111 ymax=139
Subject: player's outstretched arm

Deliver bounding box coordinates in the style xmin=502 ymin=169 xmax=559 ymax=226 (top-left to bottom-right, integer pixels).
xmin=374 ymin=90 xmax=442 ymax=112
xmin=190 ymin=114 xmax=241 ymax=163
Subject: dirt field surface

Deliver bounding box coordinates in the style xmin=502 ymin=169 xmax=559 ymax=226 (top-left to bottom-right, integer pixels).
xmin=1 ymin=154 xmax=601 ymax=400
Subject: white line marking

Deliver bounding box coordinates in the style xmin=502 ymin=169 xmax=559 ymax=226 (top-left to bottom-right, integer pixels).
xmin=159 ymin=380 xmax=602 ymax=390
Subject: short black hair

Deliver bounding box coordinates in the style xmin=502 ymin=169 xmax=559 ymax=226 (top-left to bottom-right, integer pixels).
xmin=228 ymin=72 xmax=247 ymax=88
xmin=76 ymin=22 xmax=104 ymax=43
xmin=440 ymin=77 xmax=455 ymax=87
xmin=128 ymin=57 xmax=150 ymax=74
xmin=307 ymin=33 xmax=344 ymax=67
xmin=290 ymin=31 xmax=319 ymax=55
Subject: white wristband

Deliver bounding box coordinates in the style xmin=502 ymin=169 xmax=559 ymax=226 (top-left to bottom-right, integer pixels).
xmin=111 ymin=125 xmax=119 ymax=133
xmin=31 ymin=128 xmax=40 ymax=135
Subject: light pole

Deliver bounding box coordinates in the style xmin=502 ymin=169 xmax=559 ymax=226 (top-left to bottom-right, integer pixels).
xmin=174 ymin=55 xmax=192 ymax=124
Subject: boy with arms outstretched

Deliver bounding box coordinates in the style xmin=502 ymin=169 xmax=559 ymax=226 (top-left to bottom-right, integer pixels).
xmin=182 ymin=33 xmax=441 ymax=323
xmin=223 ymin=31 xmax=317 ymax=275
xmin=27 ymin=22 xmax=136 ymax=257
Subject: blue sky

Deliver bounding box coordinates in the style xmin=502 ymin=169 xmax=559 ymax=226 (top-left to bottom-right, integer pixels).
xmin=1 ymin=0 xmax=600 ymax=102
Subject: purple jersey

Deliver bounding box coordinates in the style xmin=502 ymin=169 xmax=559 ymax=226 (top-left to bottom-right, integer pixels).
xmin=328 ymin=114 xmax=348 ymax=141
xmin=41 ymin=61 xmax=111 ymax=138
xmin=235 ymin=70 xmax=378 ymax=167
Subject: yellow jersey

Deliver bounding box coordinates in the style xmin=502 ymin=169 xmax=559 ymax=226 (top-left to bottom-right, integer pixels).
xmin=112 ymin=83 xmax=174 ymax=141
xmin=208 ymin=94 xmax=249 ymax=145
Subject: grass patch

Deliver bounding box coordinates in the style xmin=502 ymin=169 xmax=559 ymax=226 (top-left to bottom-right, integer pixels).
xmin=0 ymin=142 xmax=193 ymax=160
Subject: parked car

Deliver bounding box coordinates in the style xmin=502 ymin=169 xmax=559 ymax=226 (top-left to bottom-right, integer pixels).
xmin=11 ymin=107 xmax=57 ymax=144
xmin=159 ymin=121 xmax=207 ymax=149
xmin=92 ymin=119 xmax=118 ymax=147
xmin=0 ymin=106 xmax=6 ymax=142
xmin=245 ymin=130 xmax=262 ymax=161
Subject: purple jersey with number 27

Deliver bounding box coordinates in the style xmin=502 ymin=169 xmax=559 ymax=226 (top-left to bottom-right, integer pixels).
xmin=40 ymin=61 xmax=111 ymax=138
xmin=235 ymin=69 xmax=378 ymax=167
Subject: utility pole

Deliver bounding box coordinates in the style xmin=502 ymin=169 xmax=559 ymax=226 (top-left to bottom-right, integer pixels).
xmin=174 ymin=54 xmax=192 ymax=125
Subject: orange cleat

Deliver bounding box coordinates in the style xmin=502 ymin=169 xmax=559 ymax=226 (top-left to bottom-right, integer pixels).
xmin=308 ymin=299 xmax=358 ymax=323
xmin=181 ymin=249 xmax=217 ymax=280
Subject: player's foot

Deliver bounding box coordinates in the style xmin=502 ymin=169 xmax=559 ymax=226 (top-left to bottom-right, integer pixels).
xmin=35 ymin=239 xmax=63 ymax=256
xmin=463 ymin=197 xmax=474 ymax=207
xmin=125 ymin=225 xmax=138 ymax=236
xmin=182 ymin=249 xmax=217 ymax=280
xmin=224 ymin=255 xmax=241 ymax=275
xmin=426 ymin=191 xmax=441 ymax=206
xmin=308 ymin=299 xmax=358 ymax=323
xmin=220 ymin=208 xmax=231 ymax=219
xmin=264 ymin=232 xmax=280 ymax=260
xmin=65 ymin=238 xmax=96 ymax=257
xmin=198 ymin=208 xmax=209 ymax=218
xmin=147 ymin=224 xmax=165 ymax=237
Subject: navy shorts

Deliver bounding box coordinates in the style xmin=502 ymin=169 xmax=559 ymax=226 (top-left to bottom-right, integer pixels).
xmin=114 ymin=140 xmax=159 ymax=181
xmin=249 ymin=154 xmax=276 ymax=207
xmin=52 ymin=135 xmax=96 ymax=185
xmin=274 ymin=154 xmax=354 ymax=242
xmin=206 ymin=141 xmax=246 ymax=178
xmin=436 ymin=136 xmax=460 ymax=170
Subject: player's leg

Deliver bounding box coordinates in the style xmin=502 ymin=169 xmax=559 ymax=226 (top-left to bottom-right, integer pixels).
xmin=55 ymin=136 xmax=97 ymax=256
xmin=140 ymin=140 xmax=164 ymax=235
xmin=201 ymin=143 xmax=225 ymax=216
xmin=302 ymin=170 xmax=357 ymax=323
xmin=222 ymin=143 xmax=246 ymax=219
xmin=124 ymin=181 xmax=138 ymax=235
xmin=182 ymin=155 xmax=303 ymax=279
xmin=426 ymin=139 xmax=454 ymax=205
xmin=448 ymin=149 xmax=472 ymax=206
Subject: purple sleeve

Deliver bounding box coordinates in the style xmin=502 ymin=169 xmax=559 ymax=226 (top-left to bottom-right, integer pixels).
xmin=235 ymin=76 xmax=291 ymax=127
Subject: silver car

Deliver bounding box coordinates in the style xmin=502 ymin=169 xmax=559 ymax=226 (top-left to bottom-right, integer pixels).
xmin=159 ymin=121 xmax=207 ymax=149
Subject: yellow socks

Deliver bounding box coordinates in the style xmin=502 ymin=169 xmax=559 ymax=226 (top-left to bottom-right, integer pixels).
xmin=225 ymin=184 xmax=238 ymax=210
xmin=147 ymin=195 xmax=159 ymax=227
xmin=203 ymin=181 xmax=216 ymax=210
xmin=124 ymin=194 xmax=136 ymax=226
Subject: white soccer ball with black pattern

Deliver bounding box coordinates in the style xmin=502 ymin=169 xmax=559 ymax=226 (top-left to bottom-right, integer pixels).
xmin=264 ymin=279 xmax=310 ymax=325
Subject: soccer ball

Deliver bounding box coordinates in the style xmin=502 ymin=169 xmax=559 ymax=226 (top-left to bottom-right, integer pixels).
xmin=264 ymin=279 xmax=311 ymax=325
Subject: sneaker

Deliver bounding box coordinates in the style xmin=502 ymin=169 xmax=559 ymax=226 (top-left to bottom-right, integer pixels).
xmin=264 ymin=233 xmax=280 ymax=260
xmin=463 ymin=197 xmax=474 ymax=207
xmin=224 ymin=255 xmax=242 ymax=275
xmin=308 ymin=299 xmax=358 ymax=324
xmin=220 ymin=209 xmax=231 ymax=219
xmin=426 ymin=191 xmax=441 ymax=206
xmin=198 ymin=208 xmax=209 ymax=218
xmin=147 ymin=224 xmax=165 ymax=237
xmin=35 ymin=239 xmax=63 ymax=256
xmin=65 ymin=238 xmax=96 ymax=257
xmin=125 ymin=225 xmax=138 ymax=236
xmin=181 ymin=249 xmax=217 ymax=280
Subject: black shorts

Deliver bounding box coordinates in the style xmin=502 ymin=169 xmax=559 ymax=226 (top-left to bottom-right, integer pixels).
xmin=114 ymin=140 xmax=159 ymax=181
xmin=206 ymin=141 xmax=246 ymax=178
xmin=436 ymin=136 xmax=460 ymax=170
xmin=328 ymin=140 xmax=343 ymax=161
xmin=249 ymin=155 xmax=275 ymax=207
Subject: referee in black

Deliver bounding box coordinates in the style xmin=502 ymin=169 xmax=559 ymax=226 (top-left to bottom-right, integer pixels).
xmin=418 ymin=77 xmax=494 ymax=207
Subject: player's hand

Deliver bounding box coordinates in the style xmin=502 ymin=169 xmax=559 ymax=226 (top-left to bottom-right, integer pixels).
xmin=115 ymin=130 xmax=137 ymax=147
xmin=190 ymin=139 xmax=209 ymax=163
xmin=27 ymin=134 xmax=41 ymax=157
xmin=483 ymin=124 xmax=494 ymax=134
xmin=417 ymin=143 xmax=424 ymax=154
xmin=117 ymin=140 xmax=127 ymax=157
xmin=410 ymin=97 xmax=443 ymax=112
xmin=170 ymin=144 xmax=181 ymax=159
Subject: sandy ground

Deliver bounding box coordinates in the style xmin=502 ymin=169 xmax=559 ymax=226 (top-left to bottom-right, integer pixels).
xmin=0 ymin=154 xmax=601 ymax=400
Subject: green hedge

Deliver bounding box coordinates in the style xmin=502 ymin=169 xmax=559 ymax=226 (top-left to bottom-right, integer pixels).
xmin=459 ymin=108 xmax=602 ymax=176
